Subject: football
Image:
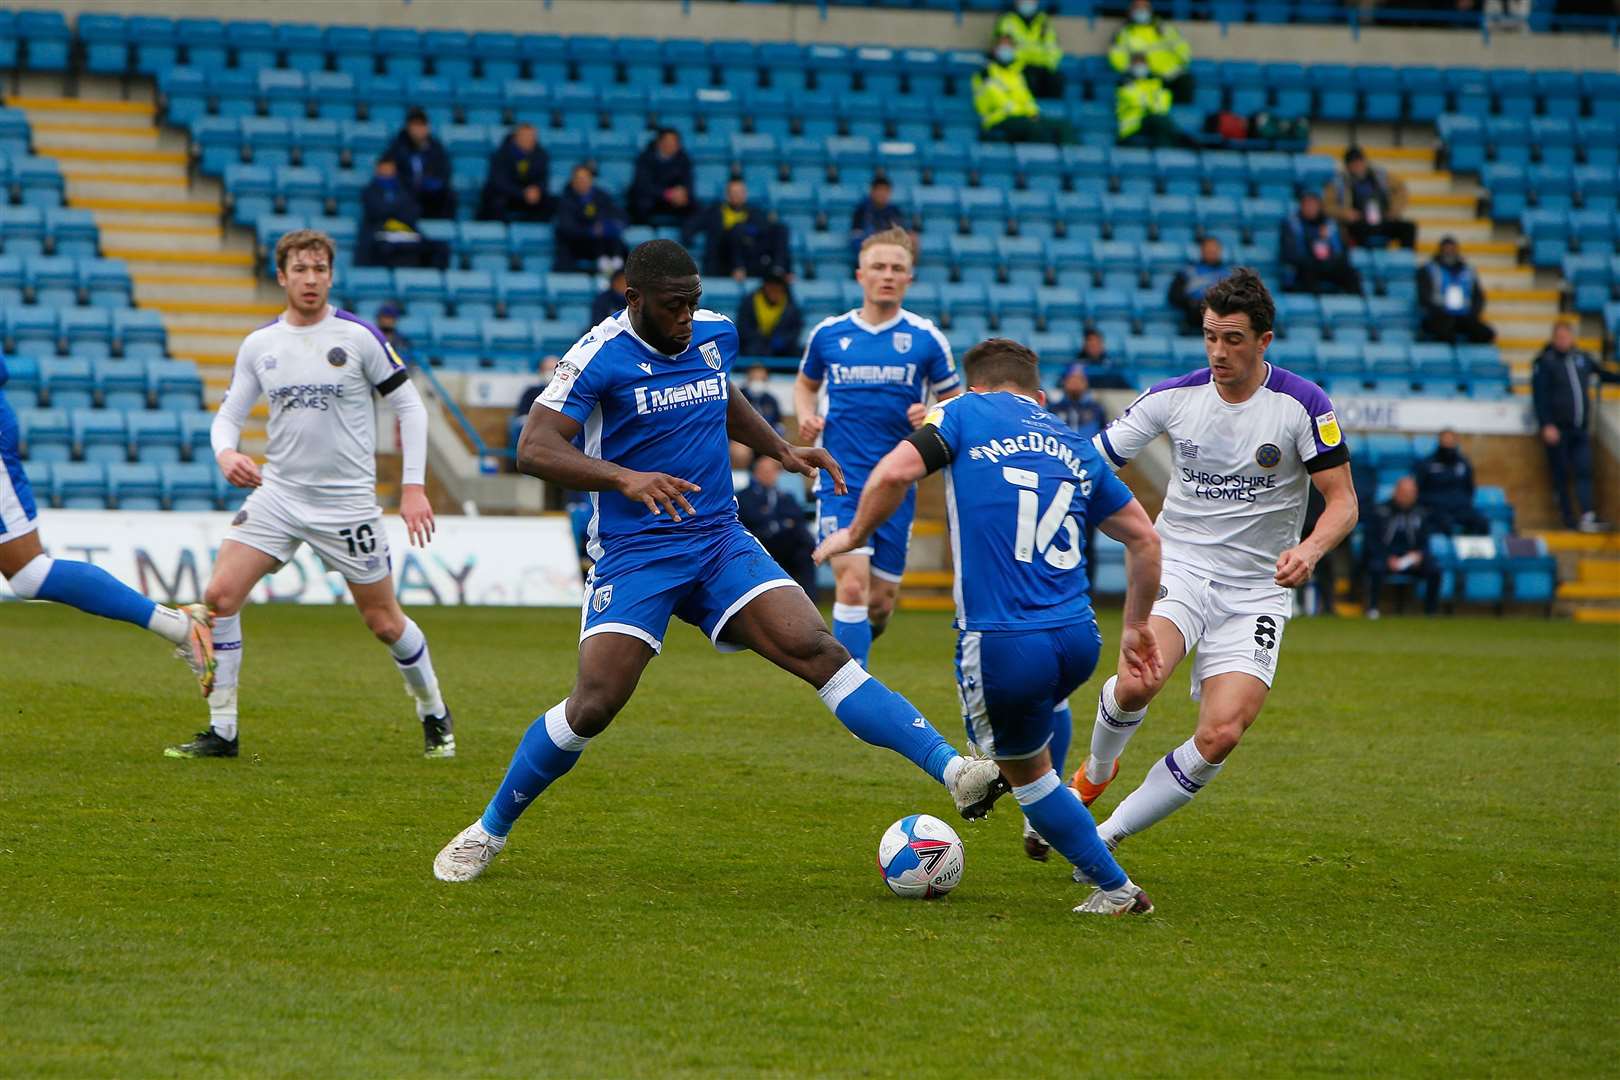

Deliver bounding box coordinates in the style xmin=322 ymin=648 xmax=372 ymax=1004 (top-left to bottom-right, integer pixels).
xmin=877 ymin=814 xmax=964 ymax=898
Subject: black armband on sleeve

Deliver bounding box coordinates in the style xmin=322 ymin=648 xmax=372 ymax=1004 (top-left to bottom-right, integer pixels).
xmin=906 ymin=424 xmax=952 ymax=476
xmin=374 ymin=370 xmax=410 ymax=396
xmin=1305 ymin=443 xmax=1350 ymax=474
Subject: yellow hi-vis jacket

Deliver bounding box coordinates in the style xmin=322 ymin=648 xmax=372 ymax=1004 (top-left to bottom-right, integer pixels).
xmin=1116 ymin=75 xmax=1172 ymax=139
xmin=994 ymin=9 xmax=1062 ymax=71
xmin=1107 ymin=20 xmax=1191 ymax=81
xmin=973 ymin=61 xmax=1040 ymax=131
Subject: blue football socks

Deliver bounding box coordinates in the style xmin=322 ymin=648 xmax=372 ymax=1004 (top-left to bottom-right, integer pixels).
xmin=831 ymin=603 xmax=872 ymax=668
xmin=818 ymin=659 xmax=958 ymax=783
xmin=1050 ymin=701 xmax=1074 ymax=779
xmin=35 ymin=557 xmax=157 ymax=628
xmin=480 ymin=700 xmax=591 ymax=837
xmin=1014 ymin=770 xmax=1127 ymax=890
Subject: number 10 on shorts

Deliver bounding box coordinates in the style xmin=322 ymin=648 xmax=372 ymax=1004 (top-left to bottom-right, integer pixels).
xmin=339 ymin=524 xmax=377 ymax=557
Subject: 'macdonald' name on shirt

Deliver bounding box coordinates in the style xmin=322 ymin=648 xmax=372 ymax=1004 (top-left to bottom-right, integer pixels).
xmin=826 ymin=362 xmax=918 ymax=385
xmin=633 ymin=372 xmax=728 ymax=415
xmin=967 ymin=431 xmax=1095 ymax=489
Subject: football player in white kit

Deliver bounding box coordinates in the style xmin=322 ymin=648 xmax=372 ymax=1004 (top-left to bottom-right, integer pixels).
xmin=1072 ymin=269 xmax=1358 ymax=852
xmin=165 ymin=229 xmax=454 ymax=760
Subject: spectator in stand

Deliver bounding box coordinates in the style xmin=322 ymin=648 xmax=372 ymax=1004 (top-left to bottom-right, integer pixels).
xmin=553 ymin=164 xmax=628 ymax=274
xmin=735 ymin=271 xmax=804 ymax=359
xmin=1418 ymin=236 xmax=1494 ymax=344
xmin=516 ymin=357 xmax=559 ymax=418
xmin=995 ymin=0 xmax=1064 ymax=99
xmin=849 ymin=177 xmax=906 ymax=260
xmin=1324 ymin=146 xmax=1417 ymax=250
xmin=1080 ymin=326 xmax=1131 ymax=389
xmin=1415 ymin=428 xmax=1489 ymax=534
xmin=1532 ymin=320 xmax=1620 ymax=532
xmin=740 ymin=362 xmax=784 ymax=433
xmin=686 ymin=179 xmax=790 ymax=281
xmin=375 ymin=302 xmax=412 ymax=360
xmin=590 ymin=268 xmax=627 ymax=328
xmin=1116 ymin=51 xmax=1184 ymax=148
xmin=1107 ymin=0 xmax=1193 ymax=103
xmin=736 ymin=453 xmax=818 ymax=600
xmin=1280 ymin=189 xmax=1361 ymax=295
xmin=386 ymin=107 xmax=455 ymax=220
xmin=1167 ymin=236 xmax=1232 ymax=332
xmin=973 ymin=36 xmax=1075 ymax=145
xmin=627 ymin=128 xmax=697 ymax=226
xmin=357 ymin=157 xmax=449 ymax=269
xmin=1363 ymin=476 xmax=1442 ymax=618
xmin=477 ymin=123 xmax=552 ymax=223
xmin=1048 ymin=362 xmax=1108 ymax=442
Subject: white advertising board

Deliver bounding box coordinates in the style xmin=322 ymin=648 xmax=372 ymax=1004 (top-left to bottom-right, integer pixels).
xmin=0 ymin=511 xmax=585 ymax=607
xmin=1331 ymin=395 xmax=1536 ymax=436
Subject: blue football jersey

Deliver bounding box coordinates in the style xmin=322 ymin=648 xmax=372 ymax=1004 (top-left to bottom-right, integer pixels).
xmin=0 ymin=347 xmax=8 ymax=390
xmin=800 ymin=308 xmax=958 ymax=496
xmin=539 ymin=309 xmax=741 ymax=558
xmin=924 ymin=391 xmax=1134 ymax=632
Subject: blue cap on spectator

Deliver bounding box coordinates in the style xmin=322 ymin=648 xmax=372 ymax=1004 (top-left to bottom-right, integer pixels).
xmin=376 ymin=302 xmax=401 ymax=319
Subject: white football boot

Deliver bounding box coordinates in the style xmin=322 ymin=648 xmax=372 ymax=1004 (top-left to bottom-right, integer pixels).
xmin=1022 ymin=817 xmax=1051 ymax=861
xmin=173 ymin=603 xmax=216 ymax=697
xmin=949 ymin=757 xmax=1010 ymax=820
xmin=433 ymin=821 xmax=507 ymax=882
xmin=1074 ymin=882 xmax=1154 ymax=916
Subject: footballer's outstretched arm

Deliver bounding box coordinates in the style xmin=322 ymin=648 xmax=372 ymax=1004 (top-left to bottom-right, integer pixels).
xmin=813 ymin=440 xmax=924 ymax=565
xmin=518 ymin=404 xmax=700 ymax=521
xmin=1099 ymin=498 xmax=1164 ymax=684
xmin=727 ymin=384 xmax=846 ymax=493
xmin=1276 ymin=461 xmax=1358 ymax=588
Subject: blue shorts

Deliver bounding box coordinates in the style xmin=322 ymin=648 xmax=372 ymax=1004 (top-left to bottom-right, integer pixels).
xmin=580 ymin=519 xmax=800 ymax=654
xmin=816 ymin=487 xmax=915 ymax=583
xmin=955 ymin=621 xmax=1103 ymax=759
xmin=0 ymin=391 xmax=39 ymax=540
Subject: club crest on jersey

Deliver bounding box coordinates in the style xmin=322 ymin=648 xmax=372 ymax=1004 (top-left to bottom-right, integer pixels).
xmin=699 ymin=340 xmax=723 ymax=370
xmin=591 ymin=584 xmax=613 ymax=613
xmin=326 ymin=346 xmax=348 ymax=368
xmin=892 ymin=331 xmax=912 ymax=354
xmin=1255 ymin=443 xmax=1282 ymax=469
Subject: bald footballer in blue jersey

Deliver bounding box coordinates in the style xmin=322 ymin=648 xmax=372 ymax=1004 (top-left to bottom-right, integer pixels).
xmin=794 ymin=227 xmax=959 ymax=669
xmin=816 ymin=338 xmax=1166 ymax=915
xmin=434 ymin=240 xmax=1009 ymax=883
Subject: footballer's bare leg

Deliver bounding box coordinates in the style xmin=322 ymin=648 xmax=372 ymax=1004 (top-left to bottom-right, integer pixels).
xmin=721 ymin=586 xmax=1010 ymax=819
xmin=829 ymin=552 xmax=875 ymax=667
xmin=434 ymin=632 xmax=654 ymax=882
xmin=1096 ymin=672 xmax=1267 ymax=849
xmin=1074 ymin=615 xmax=1186 ymax=804
xmin=350 ymin=576 xmax=456 ymax=757
xmin=865 ymin=574 xmax=899 ymax=644
xmin=166 ymin=540 xmax=278 ymax=758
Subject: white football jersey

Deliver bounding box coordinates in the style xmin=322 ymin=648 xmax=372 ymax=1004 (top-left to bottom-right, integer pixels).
xmin=1094 ymin=364 xmax=1348 ymax=588
xmin=217 ymin=307 xmax=409 ymax=509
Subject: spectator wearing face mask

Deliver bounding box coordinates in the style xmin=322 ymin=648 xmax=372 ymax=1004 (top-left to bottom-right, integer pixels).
xmin=1116 ymin=51 xmax=1184 ymax=148
xmin=1107 ymin=0 xmax=1193 ymax=104
xmin=974 ymin=35 xmax=1076 ymax=145
xmin=739 ymin=362 xmax=785 ymax=435
xmin=1419 ymin=236 xmax=1494 ymax=344
xmin=995 ymin=0 xmax=1064 ymax=99
xmin=1415 ymin=429 xmax=1489 ymax=535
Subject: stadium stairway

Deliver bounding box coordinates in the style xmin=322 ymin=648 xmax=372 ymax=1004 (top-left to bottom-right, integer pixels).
xmin=1531 ymin=530 xmax=1620 ymax=623
xmin=5 ymin=75 xmax=275 ymax=455
xmin=1314 ymin=123 xmax=1601 ymax=390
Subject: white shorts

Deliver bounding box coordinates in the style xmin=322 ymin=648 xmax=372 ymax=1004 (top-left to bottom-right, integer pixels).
xmin=1152 ymin=562 xmax=1292 ymax=701
xmin=226 ymin=485 xmax=392 ymax=585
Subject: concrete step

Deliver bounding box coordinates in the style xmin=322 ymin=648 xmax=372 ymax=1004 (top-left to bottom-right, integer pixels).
xmin=1314 ymin=144 xmax=1438 ymax=175
xmin=102 ymin=246 xmax=256 ymax=270
xmin=70 ymin=194 xmax=219 ymax=216
xmin=38 ymin=145 xmax=187 ymax=167
xmin=5 ymin=95 xmax=155 ymax=129
xmin=170 ymin=330 xmax=257 ymax=355
xmin=900 ymin=569 xmax=953 ymax=589
xmin=1571 ymin=607 xmax=1620 ymax=624
xmin=1487 ymin=287 xmax=1563 ymax=316
xmin=30 ymin=122 xmax=170 ymax=153
xmin=898 ymin=594 xmax=955 ymax=612
xmin=1407 ymin=192 xmax=1481 ymax=220
xmin=1557 ymin=579 xmax=1620 ymax=601
xmin=63 ymin=174 xmax=194 ymax=201
xmin=96 ymin=225 xmax=247 ymax=253
xmin=133 ymin=274 xmax=274 ymax=305
xmin=1477 ymin=266 xmax=1538 ymax=290
xmin=1530 ymin=529 xmax=1620 ymax=554
xmin=188 ymin=351 xmax=238 ymax=370
xmin=1493 ymin=315 xmax=1584 ymax=340
xmin=1407 ymin=217 xmax=1500 ymax=244
xmin=1576 ymin=558 xmax=1620 ymax=584
xmin=1401 ymin=171 xmax=1471 ymax=197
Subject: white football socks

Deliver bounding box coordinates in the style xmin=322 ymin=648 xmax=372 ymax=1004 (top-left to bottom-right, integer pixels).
xmin=1098 ymin=737 xmax=1222 ymax=848
xmin=390 ymin=617 xmax=445 ymax=720
xmin=145 ymin=604 xmax=190 ymax=646
xmin=1086 ymin=675 xmax=1147 ymax=783
xmin=208 ymin=612 xmax=242 ymax=740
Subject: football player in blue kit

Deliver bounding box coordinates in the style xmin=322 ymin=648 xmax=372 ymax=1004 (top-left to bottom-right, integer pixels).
xmin=434 ymin=241 xmax=1009 ymax=882
xmin=815 ymin=338 xmax=1166 ymax=915
xmin=794 ymin=227 xmax=959 ymax=669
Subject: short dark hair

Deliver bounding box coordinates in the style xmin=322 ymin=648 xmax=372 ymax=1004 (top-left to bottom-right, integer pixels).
xmin=625 ymin=239 xmax=699 ymax=292
xmin=870 ymin=176 xmax=892 ymax=189
xmin=963 ymin=337 xmax=1041 ymax=393
xmin=1201 ymin=267 xmax=1274 ymax=335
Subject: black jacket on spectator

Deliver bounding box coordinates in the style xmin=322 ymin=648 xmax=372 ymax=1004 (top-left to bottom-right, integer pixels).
xmin=1048 ymin=394 xmax=1108 ymax=441
xmin=628 ymin=144 xmax=696 ymax=224
xmin=590 ymin=286 xmax=626 ymax=327
xmin=741 ymin=383 xmax=784 ymax=432
xmin=1532 ymin=345 xmax=1620 ymax=432
xmin=477 ymin=135 xmax=551 ymax=222
xmin=1365 ymin=500 xmax=1435 ymax=567
xmin=849 ymin=197 xmax=906 ymax=247
xmin=358 ymin=178 xmax=448 ymax=268
xmin=386 ymin=132 xmax=455 ymax=219
xmin=1416 ymin=446 xmax=1486 ymax=534
xmin=735 ymin=291 xmax=804 ymax=358
xmin=686 ymin=202 xmax=790 ymax=278
xmin=737 ymin=478 xmax=816 ymax=597
xmin=553 ymin=185 xmax=629 ymax=271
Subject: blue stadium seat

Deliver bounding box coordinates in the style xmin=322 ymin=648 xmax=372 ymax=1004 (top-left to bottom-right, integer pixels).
xmin=40 ymin=359 xmax=94 ymax=412
xmin=19 ymin=408 xmax=71 ymax=463
xmin=161 ymin=461 xmax=218 ymax=511
xmin=108 ymin=462 xmax=162 ymax=510
xmin=54 ymin=462 xmax=109 ymax=509
xmin=73 ymin=409 xmax=128 ymax=466
xmin=79 ymin=13 xmax=129 ymax=76
xmin=148 ymin=361 xmax=203 ymax=413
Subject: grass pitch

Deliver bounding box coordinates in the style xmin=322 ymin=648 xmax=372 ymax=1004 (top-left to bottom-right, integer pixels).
xmin=1 ymin=603 xmax=1616 ymax=1077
